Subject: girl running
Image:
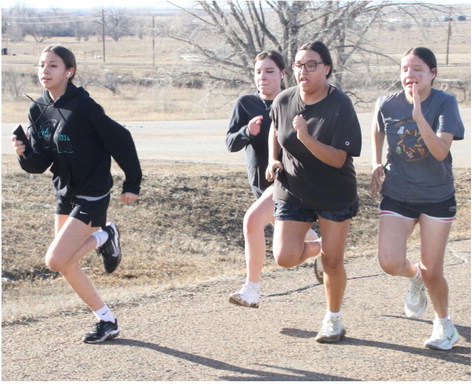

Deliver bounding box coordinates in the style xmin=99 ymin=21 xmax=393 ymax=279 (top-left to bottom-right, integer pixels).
xmin=226 ymin=51 xmax=319 ymax=308
xmin=11 ymin=45 xmax=142 ymax=344
xmin=267 ymin=41 xmax=362 ymax=342
xmin=371 ymin=47 xmax=464 ymax=350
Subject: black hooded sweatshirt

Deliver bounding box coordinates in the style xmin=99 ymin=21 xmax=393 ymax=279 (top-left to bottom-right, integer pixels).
xmin=19 ymin=83 xmax=142 ymax=198
xmin=225 ymin=93 xmax=273 ymax=197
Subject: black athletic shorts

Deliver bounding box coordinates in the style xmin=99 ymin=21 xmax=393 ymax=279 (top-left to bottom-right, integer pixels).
xmin=55 ymin=194 xmax=110 ymax=227
xmin=380 ymin=195 xmax=456 ymax=222
xmin=274 ymin=199 xmax=359 ymax=223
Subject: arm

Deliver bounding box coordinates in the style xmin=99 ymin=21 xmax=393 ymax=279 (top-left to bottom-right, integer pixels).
xmin=225 ymin=100 xmax=252 ymax=152
xmin=89 ymin=105 xmax=142 ymax=197
xmin=226 ymin=115 xmax=265 ymax=152
xmin=293 ymin=114 xmax=347 ymax=168
xmin=108 ymin=124 xmax=142 ymax=196
xmin=371 ymin=118 xmax=385 ymax=196
xmin=412 ymin=83 xmax=453 ymax=161
xmin=14 ymin=118 xmax=53 ymax=174
xmin=265 ymin=122 xmax=283 ymax=182
xmin=16 ymin=146 xmax=53 ymax=174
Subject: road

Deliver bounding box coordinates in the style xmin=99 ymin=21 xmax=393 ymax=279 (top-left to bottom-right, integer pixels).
xmin=2 ymin=109 xmax=470 ymax=169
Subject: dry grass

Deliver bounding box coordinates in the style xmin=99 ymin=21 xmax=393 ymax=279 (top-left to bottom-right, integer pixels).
xmin=2 ymin=155 xmax=470 ymax=324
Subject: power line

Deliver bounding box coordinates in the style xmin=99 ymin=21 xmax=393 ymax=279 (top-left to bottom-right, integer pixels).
xmin=8 ymin=17 xmax=101 ymax=25
xmin=4 ymin=11 xmax=167 ymax=20
xmin=5 ymin=13 xmax=95 ymax=20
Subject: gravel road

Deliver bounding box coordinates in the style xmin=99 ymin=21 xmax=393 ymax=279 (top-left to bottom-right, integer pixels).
xmin=2 ymin=240 xmax=470 ymax=381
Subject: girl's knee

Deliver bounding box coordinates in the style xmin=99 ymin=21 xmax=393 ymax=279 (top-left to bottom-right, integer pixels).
xmin=273 ymin=251 xmax=297 ymax=268
xmin=243 ymin=215 xmax=258 ymax=236
xmin=275 ymin=257 xmax=296 ymax=268
xmin=421 ymin=266 xmax=444 ymax=285
xmin=45 ymin=255 xmax=61 ymax=272
xmin=45 ymin=249 xmax=66 ymax=272
xmin=321 ymin=255 xmax=344 ymax=274
xmin=243 ymin=211 xmax=268 ymax=236
xmin=378 ymin=255 xmax=403 ymax=276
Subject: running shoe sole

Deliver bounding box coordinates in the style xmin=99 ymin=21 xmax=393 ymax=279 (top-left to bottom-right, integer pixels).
xmin=83 ymin=329 xmax=120 ymax=344
xmin=229 ymin=294 xmax=259 ymax=308
xmin=315 ymin=328 xmax=346 ymax=343
xmin=425 ymin=329 xmax=460 ymax=351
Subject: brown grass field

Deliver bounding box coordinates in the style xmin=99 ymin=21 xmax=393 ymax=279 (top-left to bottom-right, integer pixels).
xmin=1 ymin=11 xmax=471 ymax=324
xmin=2 ymin=157 xmax=470 ymax=324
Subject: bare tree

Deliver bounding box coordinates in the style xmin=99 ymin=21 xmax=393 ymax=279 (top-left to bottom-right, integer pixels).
xmin=2 ymin=69 xmax=29 ymax=99
xmin=94 ymin=7 xmax=133 ymax=42
xmin=3 ymin=6 xmax=99 ymax=42
xmin=169 ymin=0 xmax=452 ymax=104
xmin=3 ymin=6 xmax=50 ymax=42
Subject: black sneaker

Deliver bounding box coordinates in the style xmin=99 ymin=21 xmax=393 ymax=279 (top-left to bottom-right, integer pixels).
xmin=82 ymin=320 xmax=120 ymax=343
xmin=97 ymin=222 xmax=121 ymax=273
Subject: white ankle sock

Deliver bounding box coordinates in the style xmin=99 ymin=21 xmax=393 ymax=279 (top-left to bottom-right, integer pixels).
xmin=435 ymin=314 xmax=450 ymax=323
xmin=244 ymin=280 xmax=260 ymax=292
xmin=92 ymin=229 xmax=109 ymax=248
xmin=326 ymin=310 xmax=341 ymax=319
xmin=93 ymin=305 xmax=115 ymax=323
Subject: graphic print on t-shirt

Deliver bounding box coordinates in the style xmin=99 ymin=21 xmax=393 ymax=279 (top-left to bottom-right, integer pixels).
xmin=388 ymin=118 xmax=428 ymax=161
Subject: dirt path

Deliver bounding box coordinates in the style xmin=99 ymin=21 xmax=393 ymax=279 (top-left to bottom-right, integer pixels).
xmin=2 ymin=240 xmax=470 ymax=381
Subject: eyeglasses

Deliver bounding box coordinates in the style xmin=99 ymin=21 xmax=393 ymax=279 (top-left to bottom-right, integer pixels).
xmin=292 ymin=61 xmax=323 ymax=72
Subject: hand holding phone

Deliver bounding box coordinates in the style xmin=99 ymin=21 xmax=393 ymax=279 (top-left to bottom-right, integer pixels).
xmin=12 ymin=125 xmax=32 ymax=158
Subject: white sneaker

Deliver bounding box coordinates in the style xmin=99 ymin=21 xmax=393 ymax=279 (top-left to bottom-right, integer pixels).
xmin=404 ymin=272 xmax=427 ymax=318
xmin=315 ymin=316 xmax=346 ymax=343
xmin=425 ymin=318 xmax=460 ymax=350
xmin=229 ymin=283 xmax=260 ymax=308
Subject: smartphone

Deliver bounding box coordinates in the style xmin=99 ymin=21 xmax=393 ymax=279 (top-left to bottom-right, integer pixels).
xmin=12 ymin=125 xmax=32 ymax=158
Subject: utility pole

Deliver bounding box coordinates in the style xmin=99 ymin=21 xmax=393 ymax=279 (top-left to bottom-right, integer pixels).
xmin=446 ymin=7 xmax=452 ymax=65
xmin=152 ymin=15 xmax=156 ymax=67
xmin=102 ymin=8 xmax=106 ymax=63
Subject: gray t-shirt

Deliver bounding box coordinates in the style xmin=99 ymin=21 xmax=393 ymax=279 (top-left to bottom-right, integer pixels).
xmin=375 ymin=89 xmax=464 ymax=203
